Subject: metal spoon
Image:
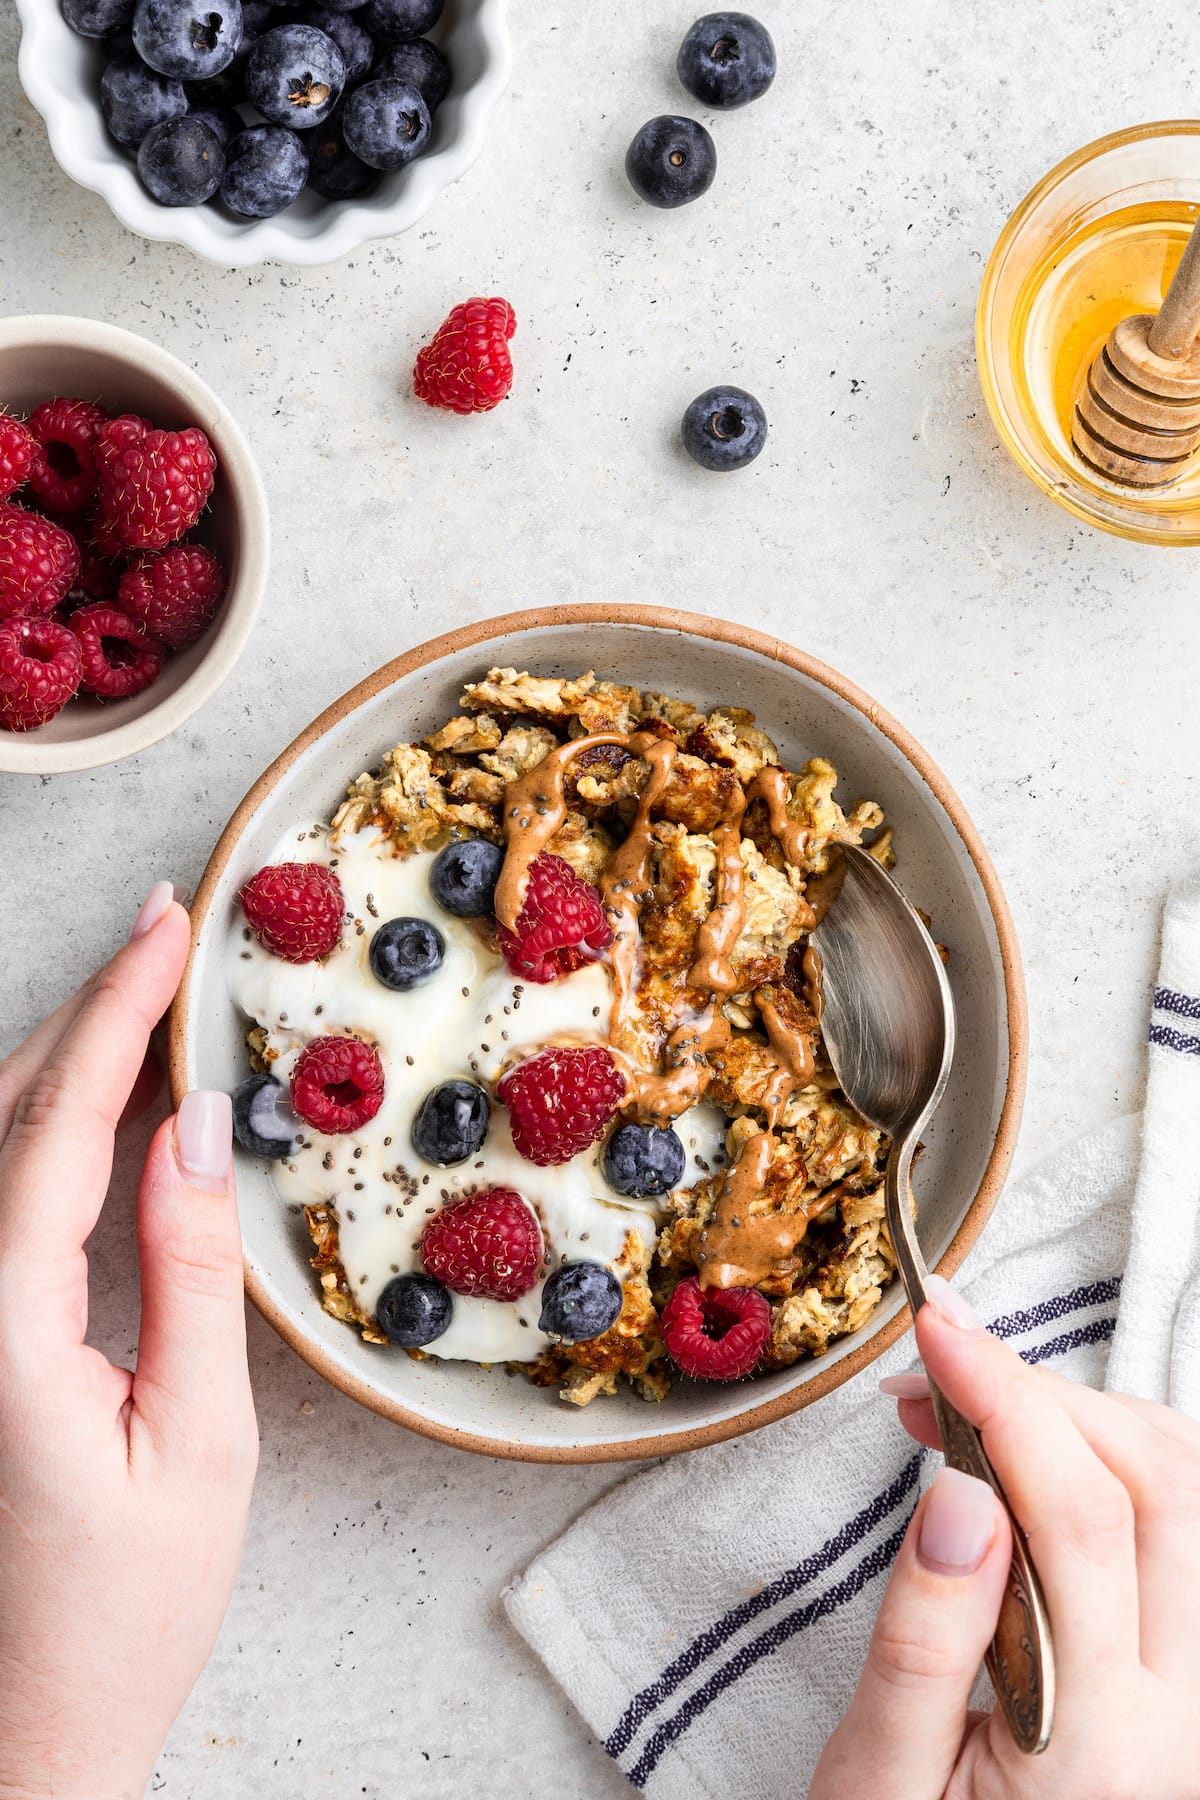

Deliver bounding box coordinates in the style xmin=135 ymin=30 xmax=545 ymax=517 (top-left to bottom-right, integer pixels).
xmin=812 ymin=843 xmax=1054 ymax=1756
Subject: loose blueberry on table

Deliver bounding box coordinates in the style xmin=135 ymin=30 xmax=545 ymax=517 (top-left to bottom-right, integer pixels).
xmin=676 ymin=12 xmax=777 ymax=110
xmin=625 ymin=114 xmax=717 ymax=208
xmin=682 ymin=385 xmax=768 ymax=471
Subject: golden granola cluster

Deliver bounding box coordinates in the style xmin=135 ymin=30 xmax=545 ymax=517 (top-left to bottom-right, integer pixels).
xmin=322 ymin=668 xmax=901 ymax=1404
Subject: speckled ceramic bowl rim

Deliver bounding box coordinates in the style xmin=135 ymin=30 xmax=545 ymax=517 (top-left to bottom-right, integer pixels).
xmin=168 ymin=604 xmax=1028 ymax=1462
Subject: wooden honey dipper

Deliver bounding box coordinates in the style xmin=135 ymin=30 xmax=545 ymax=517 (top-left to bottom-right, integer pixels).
xmin=1073 ymin=215 xmax=1200 ymax=486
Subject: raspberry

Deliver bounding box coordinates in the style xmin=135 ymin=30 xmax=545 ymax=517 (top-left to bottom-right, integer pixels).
xmin=498 ymin=1045 xmax=625 ymax=1166
xmin=496 ymin=852 xmax=612 ymax=983
xmin=420 ymin=1187 xmax=541 ymax=1301
xmin=241 ymin=862 xmax=344 ymax=963
xmin=290 ymin=1036 xmax=385 ymax=1134
xmin=660 ymin=1276 xmax=771 ymax=1381
xmin=91 ymin=506 xmax=129 ymax=564
xmin=118 ymin=544 xmax=225 ymax=648
xmin=0 ymin=615 xmax=83 ymax=732
xmin=413 ymin=296 xmax=517 ymax=414
xmin=95 ymin=414 xmax=217 ymax=552
xmin=0 ymin=503 xmax=81 ymax=619
xmin=69 ymin=603 xmax=164 ymax=700
xmin=0 ymin=416 xmax=36 ymax=501
xmin=27 ymin=397 xmax=109 ymax=514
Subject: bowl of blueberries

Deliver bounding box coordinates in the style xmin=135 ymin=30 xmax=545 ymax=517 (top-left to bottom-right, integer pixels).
xmin=13 ymin=0 xmax=511 ymax=266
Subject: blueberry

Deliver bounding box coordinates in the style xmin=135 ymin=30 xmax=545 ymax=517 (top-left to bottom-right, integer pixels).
xmin=342 ymin=77 xmax=429 ymax=168
xmin=306 ymin=111 xmax=378 ymax=196
xmin=232 ymin=1073 xmax=300 ymax=1158
xmin=681 ymin=385 xmax=767 ymax=471
xmin=676 ymin=12 xmax=776 ymax=110
xmin=603 ymin=1122 xmax=687 ymax=1197
xmin=374 ymin=36 xmax=449 ymax=107
xmin=538 ymin=1263 xmax=623 ymax=1343
xmin=411 ymin=1079 xmax=489 ymax=1166
xmin=430 ymin=836 xmax=504 ymax=918
xmin=361 ymin=0 xmax=441 ymax=45
xmin=132 ymin=0 xmax=244 ymax=79
xmin=625 ymin=115 xmax=716 ymax=208
xmin=376 ymin=1272 xmax=452 ymax=1347
xmin=369 ymin=916 xmax=445 ymax=990
xmin=298 ymin=5 xmax=373 ymax=82
xmin=246 ymin=23 xmax=345 ymax=127
xmin=220 ymin=123 xmax=308 ymax=214
xmin=63 ymin=0 xmax=135 ymax=38
xmin=241 ymin=0 xmax=273 ymax=27
xmin=187 ymin=100 xmax=244 ymax=145
xmin=100 ymin=52 xmax=187 ymax=145
xmin=137 ymin=113 xmax=225 ymax=202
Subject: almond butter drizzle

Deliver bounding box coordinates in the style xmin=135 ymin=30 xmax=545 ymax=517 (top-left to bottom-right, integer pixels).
xmin=694 ymin=1129 xmax=832 ymax=1290
xmin=495 ymin=740 xmax=824 ymax=1166
xmin=494 ymin=731 xmax=633 ymax=931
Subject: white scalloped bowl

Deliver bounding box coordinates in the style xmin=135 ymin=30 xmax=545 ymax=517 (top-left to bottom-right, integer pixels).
xmin=13 ymin=0 xmax=511 ymax=268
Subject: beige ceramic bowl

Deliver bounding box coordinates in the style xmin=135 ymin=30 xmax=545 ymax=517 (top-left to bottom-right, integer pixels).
xmin=0 ymin=314 xmax=268 ymax=775
xmin=170 ymin=607 xmax=1026 ymax=1463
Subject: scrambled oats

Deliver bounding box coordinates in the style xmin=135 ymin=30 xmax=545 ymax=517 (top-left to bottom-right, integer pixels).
xmin=315 ymin=667 xmax=902 ymax=1403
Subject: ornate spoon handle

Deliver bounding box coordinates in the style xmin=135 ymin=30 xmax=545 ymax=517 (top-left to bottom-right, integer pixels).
xmin=928 ymin=1383 xmax=1056 ymax=1754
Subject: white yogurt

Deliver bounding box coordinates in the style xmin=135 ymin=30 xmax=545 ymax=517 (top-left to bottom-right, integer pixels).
xmin=229 ymin=823 xmax=728 ymax=1363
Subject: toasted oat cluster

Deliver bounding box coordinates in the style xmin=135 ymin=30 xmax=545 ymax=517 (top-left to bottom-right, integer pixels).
xmin=292 ymin=667 xmax=902 ymax=1405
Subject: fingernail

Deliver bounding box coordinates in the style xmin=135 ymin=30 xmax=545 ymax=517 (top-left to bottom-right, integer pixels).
xmin=925 ymin=1273 xmax=987 ymax=1333
xmin=174 ymin=1089 xmax=232 ymax=1194
xmin=918 ymin=1467 xmax=996 ymax=1574
xmin=131 ymin=880 xmax=176 ymax=940
xmin=172 ymin=883 xmax=191 ymax=908
xmin=879 ymin=1372 xmax=931 ymax=1398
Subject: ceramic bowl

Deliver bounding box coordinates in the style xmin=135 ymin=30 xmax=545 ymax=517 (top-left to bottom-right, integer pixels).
xmin=14 ymin=0 xmax=511 ymax=269
xmin=0 ymin=314 xmax=268 ymax=776
xmin=169 ymin=606 xmax=1026 ymax=1462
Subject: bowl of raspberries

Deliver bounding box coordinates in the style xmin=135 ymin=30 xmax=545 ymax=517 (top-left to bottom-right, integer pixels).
xmin=0 ymin=313 xmax=268 ymax=774
xmin=13 ymin=0 xmax=511 ymax=267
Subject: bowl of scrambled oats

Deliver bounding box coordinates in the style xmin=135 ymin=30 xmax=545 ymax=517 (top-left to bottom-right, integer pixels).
xmin=170 ymin=606 xmax=1026 ymax=1462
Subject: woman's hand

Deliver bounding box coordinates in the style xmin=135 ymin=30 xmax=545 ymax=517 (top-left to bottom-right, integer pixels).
xmin=811 ymin=1277 xmax=1200 ymax=1800
xmin=0 ymin=884 xmax=258 ymax=1800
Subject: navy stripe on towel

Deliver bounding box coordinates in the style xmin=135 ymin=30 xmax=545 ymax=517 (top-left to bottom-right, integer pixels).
xmin=627 ymin=1516 xmax=914 ymax=1789
xmin=1149 ymin=1023 xmax=1200 ymax=1057
xmin=989 ymin=1276 xmax=1121 ymax=1343
xmin=1154 ymin=985 xmax=1200 ymax=1019
xmin=604 ymin=1455 xmax=923 ymax=1757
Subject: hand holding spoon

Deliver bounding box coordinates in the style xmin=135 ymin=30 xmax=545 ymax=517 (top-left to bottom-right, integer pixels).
xmin=812 ymin=844 xmax=1055 ymax=1755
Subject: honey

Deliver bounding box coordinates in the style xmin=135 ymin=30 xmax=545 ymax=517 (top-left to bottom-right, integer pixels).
xmin=977 ymin=123 xmax=1200 ymax=543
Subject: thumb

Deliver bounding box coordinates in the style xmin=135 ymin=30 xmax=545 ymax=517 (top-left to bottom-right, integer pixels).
xmin=811 ymin=1468 xmax=1011 ymax=1800
xmin=131 ymin=1090 xmax=257 ymax=1475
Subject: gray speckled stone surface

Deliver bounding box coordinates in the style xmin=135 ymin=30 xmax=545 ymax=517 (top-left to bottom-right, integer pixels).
xmin=2 ymin=1 xmax=1199 ymax=1793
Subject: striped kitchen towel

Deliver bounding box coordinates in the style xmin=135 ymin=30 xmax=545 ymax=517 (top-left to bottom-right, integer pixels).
xmin=505 ymin=871 xmax=1200 ymax=1799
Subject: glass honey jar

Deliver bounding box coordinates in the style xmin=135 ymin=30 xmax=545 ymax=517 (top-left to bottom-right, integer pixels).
xmin=977 ymin=121 xmax=1200 ymax=545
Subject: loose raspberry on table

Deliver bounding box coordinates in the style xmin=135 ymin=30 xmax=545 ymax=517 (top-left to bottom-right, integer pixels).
xmin=290 ymin=1035 xmax=385 ymax=1135
xmin=241 ymin=862 xmax=344 ymax=963
xmin=413 ymin=296 xmax=517 ymax=414
xmin=660 ymin=1276 xmax=772 ymax=1380
xmin=420 ymin=1187 xmax=542 ymax=1301
xmin=0 ymin=415 xmax=36 ymax=502
xmin=27 ymin=397 xmax=110 ymax=514
xmin=95 ymin=413 xmax=217 ymax=551
xmin=498 ymin=1045 xmax=625 ymax=1166
xmin=118 ymin=543 xmax=225 ymax=648
xmin=0 ymin=503 xmax=81 ymax=619
xmin=69 ymin=602 xmax=164 ymax=700
xmin=496 ymin=851 xmax=612 ymax=983
xmin=0 ymin=615 xmax=83 ymax=732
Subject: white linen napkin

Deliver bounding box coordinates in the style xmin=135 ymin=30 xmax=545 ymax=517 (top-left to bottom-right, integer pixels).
xmin=505 ymin=873 xmax=1200 ymax=1799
